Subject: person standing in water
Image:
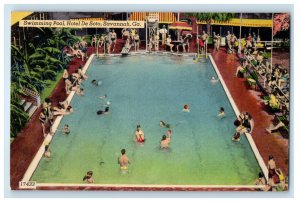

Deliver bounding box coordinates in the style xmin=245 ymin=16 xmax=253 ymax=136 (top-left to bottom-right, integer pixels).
xmin=118 ymin=149 xmax=130 ymax=171
xmin=160 ymin=135 xmax=169 ymax=149
xmin=135 ymin=125 xmax=145 ymax=143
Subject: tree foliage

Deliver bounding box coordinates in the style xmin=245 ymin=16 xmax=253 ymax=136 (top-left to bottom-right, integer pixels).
xmin=10 ymin=27 xmax=78 ymax=138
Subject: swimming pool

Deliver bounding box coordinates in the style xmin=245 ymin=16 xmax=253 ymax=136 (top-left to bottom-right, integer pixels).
xmin=31 ymin=54 xmax=261 ymax=186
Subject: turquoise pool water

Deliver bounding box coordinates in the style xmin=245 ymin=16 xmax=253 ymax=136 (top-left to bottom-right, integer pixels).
xmin=31 ymin=54 xmax=261 ymax=185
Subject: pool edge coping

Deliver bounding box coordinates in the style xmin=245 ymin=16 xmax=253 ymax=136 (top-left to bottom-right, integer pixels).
xmin=20 ymin=54 xmax=267 ymax=190
xmin=21 ymin=54 xmax=96 ymax=183
xmin=208 ymin=54 xmax=269 ymax=180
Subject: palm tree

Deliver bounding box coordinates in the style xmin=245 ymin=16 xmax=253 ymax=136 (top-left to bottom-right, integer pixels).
xmin=10 ymin=27 xmax=78 ymax=139
xmin=187 ymin=13 xmax=236 ymax=34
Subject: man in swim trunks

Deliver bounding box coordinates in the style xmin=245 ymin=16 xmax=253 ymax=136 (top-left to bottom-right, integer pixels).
xmin=111 ymin=29 xmax=117 ymax=52
xmin=118 ymin=149 xmax=130 ymax=170
xmin=134 ymin=33 xmax=140 ymax=52
xmin=201 ymin=31 xmax=209 ymax=46
xmin=80 ymin=37 xmax=88 ymax=53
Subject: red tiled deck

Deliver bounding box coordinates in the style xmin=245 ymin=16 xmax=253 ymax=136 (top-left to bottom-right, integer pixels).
xmin=10 ymin=43 xmax=289 ymax=191
xmin=10 ymin=57 xmax=86 ymax=190
xmin=211 ymin=48 xmax=289 ymax=177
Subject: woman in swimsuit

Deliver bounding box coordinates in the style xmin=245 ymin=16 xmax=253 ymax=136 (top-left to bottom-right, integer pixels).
xmin=135 ymin=128 xmax=145 ymax=143
xmin=236 ymin=112 xmax=254 ymax=134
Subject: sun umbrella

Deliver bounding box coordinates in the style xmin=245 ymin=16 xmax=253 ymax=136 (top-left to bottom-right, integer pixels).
xmin=169 ymin=21 xmax=192 ymax=41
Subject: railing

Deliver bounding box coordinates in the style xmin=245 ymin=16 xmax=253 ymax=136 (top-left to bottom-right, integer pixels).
xmin=22 ymin=87 xmax=41 ymax=106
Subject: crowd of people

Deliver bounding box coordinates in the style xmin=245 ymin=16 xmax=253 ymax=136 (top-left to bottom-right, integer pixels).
xmin=34 ymin=27 xmax=289 ymax=189
xmin=231 ymin=32 xmax=289 ymax=191
xmin=39 ymin=97 xmax=74 ymax=137
xmin=254 ymin=155 xmax=288 ymax=191
xmin=235 ymin=42 xmax=289 ymax=136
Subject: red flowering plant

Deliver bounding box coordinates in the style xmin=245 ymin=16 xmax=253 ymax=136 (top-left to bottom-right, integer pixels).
xmin=273 ymin=13 xmax=290 ymax=36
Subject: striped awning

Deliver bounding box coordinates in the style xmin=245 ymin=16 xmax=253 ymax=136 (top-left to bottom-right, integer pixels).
xmin=11 ymin=11 xmax=33 ymax=26
xmin=130 ymin=12 xmax=177 ymax=23
xmin=169 ymin=21 xmax=192 ymax=30
xmin=197 ymin=18 xmax=272 ymax=27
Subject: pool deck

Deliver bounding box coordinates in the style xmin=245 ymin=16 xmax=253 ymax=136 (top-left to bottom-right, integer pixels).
xmin=9 ymin=46 xmax=289 ymax=191
xmin=211 ymin=48 xmax=289 ymax=177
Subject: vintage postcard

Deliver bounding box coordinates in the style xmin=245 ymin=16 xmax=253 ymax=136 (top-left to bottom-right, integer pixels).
xmin=10 ymin=11 xmax=290 ymax=191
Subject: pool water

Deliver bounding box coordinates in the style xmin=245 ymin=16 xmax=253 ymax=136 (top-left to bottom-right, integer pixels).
xmin=31 ymin=55 xmax=261 ymax=185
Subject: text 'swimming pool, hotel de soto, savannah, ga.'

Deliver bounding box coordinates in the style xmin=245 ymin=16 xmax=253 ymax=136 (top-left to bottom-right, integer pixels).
xmin=10 ymin=11 xmax=290 ymax=191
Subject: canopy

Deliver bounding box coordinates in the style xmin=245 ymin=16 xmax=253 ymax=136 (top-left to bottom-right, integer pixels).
xmin=11 ymin=12 xmax=33 ymax=26
xmin=169 ymin=21 xmax=192 ymax=30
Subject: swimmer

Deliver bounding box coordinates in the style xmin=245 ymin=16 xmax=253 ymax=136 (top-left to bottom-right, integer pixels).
xmin=166 ymin=129 xmax=172 ymax=137
xmin=160 ymin=121 xmax=170 ymax=128
xmin=62 ymin=124 xmax=70 ymax=135
xmin=232 ymin=132 xmax=241 ymax=142
xmin=166 ymin=129 xmax=172 ymax=143
xmin=118 ymin=149 xmax=130 ymax=171
xmin=100 ymin=94 xmax=107 ymax=100
xmin=99 ymin=94 xmax=111 ymax=106
xmin=160 ymin=135 xmax=169 ymax=149
xmin=83 ymin=171 xmax=94 ymax=183
xmin=44 ymin=144 xmax=51 ymax=158
xmin=135 ymin=128 xmax=145 ymax=143
xmin=97 ymin=107 xmax=109 ymax=115
xmin=218 ymin=107 xmax=225 ymax=118
xmin=182 ymin=104 xmax=190 ymax=112
xmin=91 ymin=79 xmax=102 ymax=86
xmin=210 ymin=76 xmax=219 ymax=82
xmin=76 ymin=87 xmax=84 ymax=96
